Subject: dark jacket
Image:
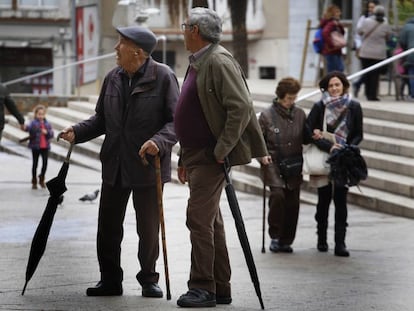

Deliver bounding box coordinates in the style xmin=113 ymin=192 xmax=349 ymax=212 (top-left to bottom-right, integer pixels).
xmin=0 ymin=83 xmax=24 ymax=131
xmin=259 ymin=101 xmax=310 ymax=189
xmin=26 ymin=118 xmax=54 ymax=150
xmin=306 ymin=99 xmax=363 ymax=153
xmin=398 ymin=17 xmax=414 ymax=65
xmin=73 ymin=58 xmax=179 ymax=187
xmin=320 ymin=18 xmax=345 ymax=55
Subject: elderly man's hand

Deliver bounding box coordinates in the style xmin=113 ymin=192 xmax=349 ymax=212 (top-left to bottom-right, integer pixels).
xmin=59 ymin=127 xmax=75 ymax=143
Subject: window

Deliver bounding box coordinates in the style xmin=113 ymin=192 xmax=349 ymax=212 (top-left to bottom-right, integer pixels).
xmin=18 ymin=0 xmax=59 ymax=8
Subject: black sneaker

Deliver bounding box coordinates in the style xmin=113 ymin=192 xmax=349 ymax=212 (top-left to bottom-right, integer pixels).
xmin=177 ymin=288 xmax=216 ymax=308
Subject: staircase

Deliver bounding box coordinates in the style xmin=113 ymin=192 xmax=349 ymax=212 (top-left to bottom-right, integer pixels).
xmin=2 ymin=88 xmax=414 ymax=219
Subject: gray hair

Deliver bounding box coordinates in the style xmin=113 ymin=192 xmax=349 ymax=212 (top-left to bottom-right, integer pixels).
xmin=188 ymin=7 xmax=222 ymax=44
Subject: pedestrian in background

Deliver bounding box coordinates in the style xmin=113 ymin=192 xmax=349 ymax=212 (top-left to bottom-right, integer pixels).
xmin=357 ymin=5 xmax=392 ymax=101
xmin=320 ymin=5 xmax=346 ymax=73
xmin=25 ymin=104 xmax=53 ymax=189
xmin=398 ymin=16 xmax=414 ymax=100
xmin=0 ymin=82 xmax=25 ymax=142
xmin=353 ymin=0 xmax=379 ymax=97
xmin=258 ymin=77 xmax=309 ymax=254
xmin=60 ymin=25 xmax=179 ymax=298
xmin=174 ymin=7 xmax=269 ymax=308
xmin=306 ymin=71 xmax=363 ymax=257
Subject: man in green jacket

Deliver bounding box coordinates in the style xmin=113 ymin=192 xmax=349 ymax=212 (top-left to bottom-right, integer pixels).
xmin=174 ymin=7 xmax=269 ymax=308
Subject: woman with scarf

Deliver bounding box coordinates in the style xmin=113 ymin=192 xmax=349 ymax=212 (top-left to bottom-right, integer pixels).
xmin=306 ymin=71 xmax=363 ymax=257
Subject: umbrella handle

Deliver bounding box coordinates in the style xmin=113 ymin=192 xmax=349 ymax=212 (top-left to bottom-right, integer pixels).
xmin=223 ymin=158 xmax=232 ymax=184
xmin=57 ymin=132 xmax=74 ymax=163
xmin=65 ymin=143 xmax=74 ymax=163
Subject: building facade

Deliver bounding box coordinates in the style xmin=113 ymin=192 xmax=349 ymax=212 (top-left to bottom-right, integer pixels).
xmin=0 ymin=0 xmax=373 ymax=95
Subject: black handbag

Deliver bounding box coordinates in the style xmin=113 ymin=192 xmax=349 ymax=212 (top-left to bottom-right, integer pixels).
xmin=279 ymin=156 xmax=303 ymax=179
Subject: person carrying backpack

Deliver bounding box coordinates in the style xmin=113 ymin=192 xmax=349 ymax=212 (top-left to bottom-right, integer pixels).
xmin=319 ymin=5 xmax=346 ymax=73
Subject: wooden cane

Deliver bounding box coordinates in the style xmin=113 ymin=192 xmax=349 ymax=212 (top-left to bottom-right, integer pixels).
xmin=261 ymin=167 xmax=266 ymax=253
xmin=155 ymin=154 xmax=171 ymax=300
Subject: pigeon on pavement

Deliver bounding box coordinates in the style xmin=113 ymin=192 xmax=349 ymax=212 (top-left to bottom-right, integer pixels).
xmin=79 ymin=189 xmax=99 ymax=202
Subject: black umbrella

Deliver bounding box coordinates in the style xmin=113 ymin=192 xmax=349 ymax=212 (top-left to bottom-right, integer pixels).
xmin=223 ymin=159 xmax=265 ymax=310
xmin=21 ymin=138 xmax=73 ymax=295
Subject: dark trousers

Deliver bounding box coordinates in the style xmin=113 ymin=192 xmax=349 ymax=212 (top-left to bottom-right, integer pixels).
xmin=268 ymin=186 xmax=300 ymax=245
xmin=360 ymin=57 xmax=382 ymax=100
xmin=97 ymin=181 xmax=160 ymax=285
xmin=181 ymin=147 xmax=231 ymax=297
xmin=315 ymin=183 xmax=348 ymax=244
xmin=31 ymin=148 xmax=48 ymax=179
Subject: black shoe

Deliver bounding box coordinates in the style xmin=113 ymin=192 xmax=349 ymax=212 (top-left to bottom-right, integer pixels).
xmin=278 ymin=244 xmax=293 ymax=253
xmin=269 ymin=239 xmax=279 ymax=253
xmin=177 ymin=288 xmax=216 ymax=308
xmin=317 ymin=242 xmax=329 ymax=252
xmin=142 ymin=282 xmax=163 ymax=298
xmin=269 ymin=239 xmax=293 ymax=253
xmin=334 ymin=245 xmax=350 ymax=257
xmin=216 ymin=295 xmax=232 ymax=304
xmin=86 ymin=281 xmax=123 ymax=296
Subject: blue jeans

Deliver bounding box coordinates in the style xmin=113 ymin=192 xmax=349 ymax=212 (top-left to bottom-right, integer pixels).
xmin=325 ymin=54 xmax=344 ymax=73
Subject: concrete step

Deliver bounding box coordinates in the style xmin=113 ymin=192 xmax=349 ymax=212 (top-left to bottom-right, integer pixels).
xmin=4 ymin=118 xmax=102 ymax=161
xmin=361 ymin=133 xmax=414 ymax=159
xmin=3 ymin=93 xmax=414 ymax=220
xmin=254 ymin=100 xmax=414 ymax=141
xmin=67 ymin=100 xmax=96 ymax=115
xmin=362 ymin=149 xmax=414 ymax=178
xmin=47 ymin=106 xmax=94 ymax=124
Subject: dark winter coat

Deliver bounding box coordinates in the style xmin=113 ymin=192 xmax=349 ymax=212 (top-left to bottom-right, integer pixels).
xmin=73 ymin=58 xmax=180 ymax=188
xmin=306 ymin=99 xmax=363 ymax=153
xmin=259 ymin=101 xmax=310 ymax=189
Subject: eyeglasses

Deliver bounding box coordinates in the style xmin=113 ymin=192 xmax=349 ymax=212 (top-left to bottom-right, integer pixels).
xmin=181 ymin=23 xmax=194 ymax=31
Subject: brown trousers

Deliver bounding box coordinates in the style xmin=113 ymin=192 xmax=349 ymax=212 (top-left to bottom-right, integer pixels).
xmin=268 ymin=186 xmax=300 ymax=245
xmin=181 ymin=147 xmax=231 ymax=297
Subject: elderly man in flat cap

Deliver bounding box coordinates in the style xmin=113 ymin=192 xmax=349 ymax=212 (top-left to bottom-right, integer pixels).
xmin=60 ymin=25 xmax=179 ymax=298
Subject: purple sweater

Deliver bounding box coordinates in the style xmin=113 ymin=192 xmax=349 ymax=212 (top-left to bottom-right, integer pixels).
xmin=174 ymin=66 xmax=216 ymax=148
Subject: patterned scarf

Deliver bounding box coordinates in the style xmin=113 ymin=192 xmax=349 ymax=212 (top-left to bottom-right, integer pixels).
xmin=322 ymin=92 xmax=350 ymax=145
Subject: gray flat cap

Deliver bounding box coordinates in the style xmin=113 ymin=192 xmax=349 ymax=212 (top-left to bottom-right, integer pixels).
xmin=116 ymin=26 xmax=157 ymax=54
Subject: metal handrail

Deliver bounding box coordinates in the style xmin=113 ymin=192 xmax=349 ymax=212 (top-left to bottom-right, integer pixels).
xmin=3 ymin=46 xmax=414 ymax=100
xmin=3 ymin=52 xmax=116 ymax=87
xmin=296 ymin=47 xmax=414 ymax=103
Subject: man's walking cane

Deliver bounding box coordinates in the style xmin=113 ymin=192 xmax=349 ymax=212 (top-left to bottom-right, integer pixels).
xmin=154 ymin=154 xmax=171 ymax=300
xmin=261 ymin=168 xmax=266 ymax=253
xmin=142 ymin=154 xmax=171 ymax=300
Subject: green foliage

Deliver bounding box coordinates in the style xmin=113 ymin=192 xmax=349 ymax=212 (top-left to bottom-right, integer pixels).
xmin=397 ymin=0 xmax=414 ymax=24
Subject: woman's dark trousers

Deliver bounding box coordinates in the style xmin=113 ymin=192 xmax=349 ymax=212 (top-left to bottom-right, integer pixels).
xmin=315 ymin=183 xmax=348 ymax=247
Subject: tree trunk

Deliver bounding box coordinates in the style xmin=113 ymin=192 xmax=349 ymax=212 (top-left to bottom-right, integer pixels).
xmin=192 ymin=0 xmax=209 ymax=7
xmin=228 ymin=0 xmax=249 ymax=77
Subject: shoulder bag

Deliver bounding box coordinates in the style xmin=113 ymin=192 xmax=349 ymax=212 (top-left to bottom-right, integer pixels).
xmin=302 ymin=107 xmax=336 ymax=175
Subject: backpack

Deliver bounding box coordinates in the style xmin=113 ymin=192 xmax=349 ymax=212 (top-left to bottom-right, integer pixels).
xmin=313 ymin=27 xmax=324 ymax=54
